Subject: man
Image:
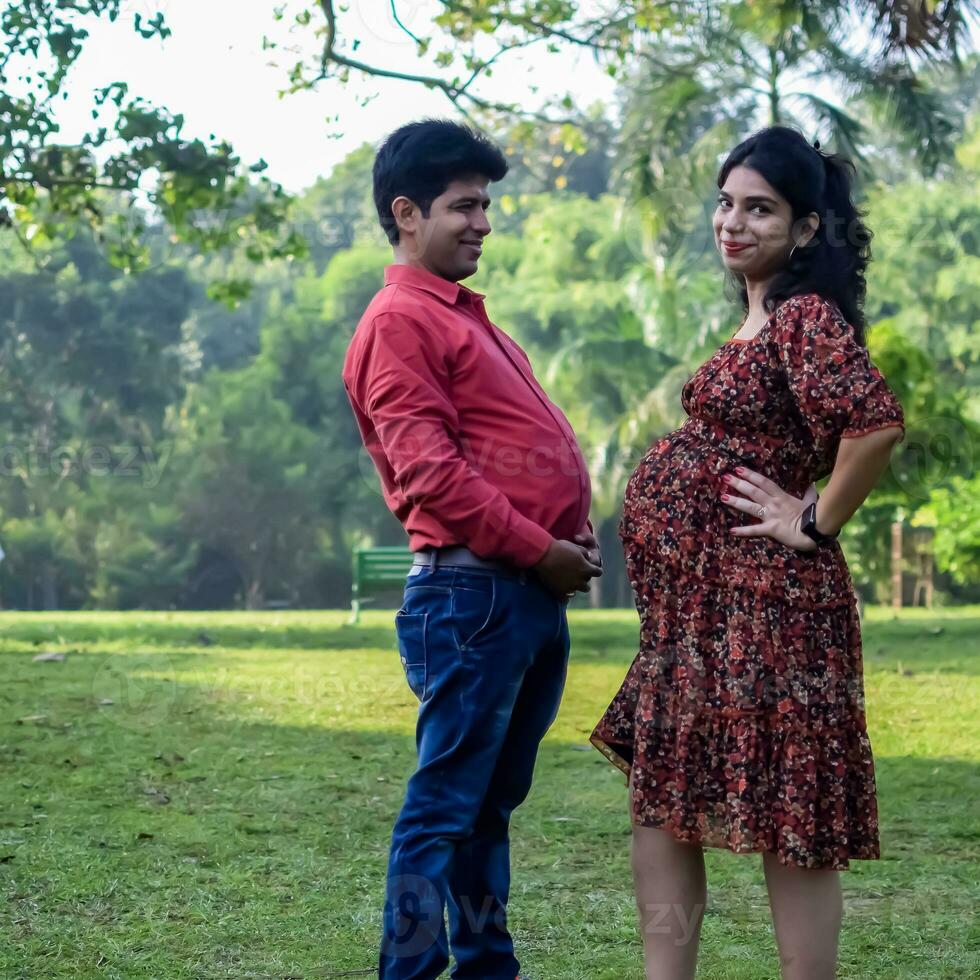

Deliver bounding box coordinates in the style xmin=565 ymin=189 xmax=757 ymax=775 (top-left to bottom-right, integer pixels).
xmin=343 ymin=119 xmax=602 ymax=980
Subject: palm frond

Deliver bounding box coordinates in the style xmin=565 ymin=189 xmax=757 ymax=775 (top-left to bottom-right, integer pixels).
xmin=819 ymin=37 xmax=887 ymax=95
xmin=858 ymin=0 xmax=980 ymax=57
xmin=791 ymin=92 xmax=871 ymax=170
xmin=867 ymin=63 xmax=960 ymax=173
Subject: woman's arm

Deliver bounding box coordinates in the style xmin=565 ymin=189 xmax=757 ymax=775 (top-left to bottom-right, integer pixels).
xmin=814 ymin=425 xmax=905 ymax=536
xmin=724 ymin=296 xmax=908 ymax=548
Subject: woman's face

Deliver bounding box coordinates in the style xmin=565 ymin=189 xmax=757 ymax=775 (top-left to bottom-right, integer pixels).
xmin=712 ymin=165 xmax=817 ymax=281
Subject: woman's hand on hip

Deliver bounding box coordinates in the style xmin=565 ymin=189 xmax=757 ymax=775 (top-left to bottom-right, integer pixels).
xmin=720 ymin=467 xmax=819 ymax=552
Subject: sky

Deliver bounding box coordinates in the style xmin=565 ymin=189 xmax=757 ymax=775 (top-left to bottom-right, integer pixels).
xmin=54 ymin=0 xmax=618 ymax=192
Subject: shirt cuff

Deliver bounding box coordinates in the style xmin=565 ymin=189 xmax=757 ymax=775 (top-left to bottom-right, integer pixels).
xmin=507 ymin=521 xmax=554 ymax=568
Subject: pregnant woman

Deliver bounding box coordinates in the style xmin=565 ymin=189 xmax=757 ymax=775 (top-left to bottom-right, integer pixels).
xmin=591 ymin=126 xmax=906 ymax=980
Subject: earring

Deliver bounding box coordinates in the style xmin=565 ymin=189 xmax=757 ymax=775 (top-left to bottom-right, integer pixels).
xmin=789 ymin=241 xmax=799 ymax=261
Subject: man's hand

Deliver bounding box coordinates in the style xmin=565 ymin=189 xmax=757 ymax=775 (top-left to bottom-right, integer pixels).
xmin=534 ymin=538 xmax=603 ymax=601
xmin=572 ymin=529 xmax=602 ymax=569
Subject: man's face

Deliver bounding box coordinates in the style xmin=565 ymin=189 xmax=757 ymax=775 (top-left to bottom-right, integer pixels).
xmin=394 ymin=175 xmax=492 ymax=281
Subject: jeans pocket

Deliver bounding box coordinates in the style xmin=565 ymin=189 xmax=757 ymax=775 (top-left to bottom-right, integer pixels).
xmin=450 ymin=575 xmax=497 ymax=650
xmin=394 ymin=611 xmax=427 ymax=701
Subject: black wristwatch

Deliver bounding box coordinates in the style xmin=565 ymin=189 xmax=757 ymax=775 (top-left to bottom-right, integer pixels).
xmin=800 ymin=501 xmax=839 ymax=546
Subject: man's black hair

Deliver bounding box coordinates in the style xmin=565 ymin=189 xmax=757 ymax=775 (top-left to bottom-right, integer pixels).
xmin=373 ymin=119 xmax=509 ymax=245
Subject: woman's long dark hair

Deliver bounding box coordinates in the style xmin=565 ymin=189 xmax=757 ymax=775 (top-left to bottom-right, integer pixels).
xmin=716 ymin=126 xmax=872 ymax=345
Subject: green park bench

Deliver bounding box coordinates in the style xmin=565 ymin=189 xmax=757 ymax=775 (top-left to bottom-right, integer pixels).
xmin=348 ymin=545 xmax=415 ymax=624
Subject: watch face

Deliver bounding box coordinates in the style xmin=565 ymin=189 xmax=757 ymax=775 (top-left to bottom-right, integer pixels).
xmin=801 ymin=503 xmax=824 ymax=542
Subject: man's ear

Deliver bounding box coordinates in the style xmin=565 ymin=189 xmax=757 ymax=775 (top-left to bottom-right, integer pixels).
xmin=391 ymin=195 xmax=418 ymax=240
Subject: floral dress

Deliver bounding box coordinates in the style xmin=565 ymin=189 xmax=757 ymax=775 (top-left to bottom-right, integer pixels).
xmin=590 ymin=292 xmax=905 ymax=870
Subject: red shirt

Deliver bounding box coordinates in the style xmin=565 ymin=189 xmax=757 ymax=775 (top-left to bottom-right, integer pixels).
xmin=343 ymin=264 xmax=592 ymax=568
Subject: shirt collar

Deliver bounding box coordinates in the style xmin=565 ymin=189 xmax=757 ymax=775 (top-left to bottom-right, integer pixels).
xmin=384 ymin=264 xmax=485 ymax=306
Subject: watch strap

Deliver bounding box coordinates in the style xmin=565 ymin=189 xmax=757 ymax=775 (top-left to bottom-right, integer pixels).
xmin=800 ymin=500 xmax=839 ymax=544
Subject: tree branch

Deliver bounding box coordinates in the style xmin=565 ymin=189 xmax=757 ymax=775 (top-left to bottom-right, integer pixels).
xmin=33 ymin=175 xmax=126 ymax=190
xmin=315 ymin=0 xmax=585 ymax=127
xmin=5 ymin=221 xmax=50 ymax=274
xmin=437 ymin=0 xmax=632 ymax=54
xmin=505 ymin=12 xmax=632 ymax=57
xmin=459 ymin=35 xmax=546 ymax=91
xmin=389 ymin=0 xmax=423 ymax=47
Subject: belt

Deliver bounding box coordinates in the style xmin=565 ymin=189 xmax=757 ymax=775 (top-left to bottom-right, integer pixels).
xmin=413 ymin=546 xmax=518 ymax=574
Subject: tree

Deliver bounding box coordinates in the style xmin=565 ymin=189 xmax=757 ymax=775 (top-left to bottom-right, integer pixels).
xmin=171 ymin=364 xmax=323 ymax=610
xmin=0 ymin=230 xmax=196 ymax=608
xmin=258 ymin=245 xmax=401 ymax=594
xmin=87 ymin=487 xmax=199 ymax=610
xmin=914 ymin=476 xmax=980 ymax=586
xmin=848 ymin=105 xmax=980 ymax=594
xmin=295 ymin=1 xmax=977 ymax=126
xmin=286 ymin=144 xmax=383 ymax=274
xmin=622 ymin=3 xmax=971 ymax=202
xmin=1 ymin=1 xmax=303 ymax=291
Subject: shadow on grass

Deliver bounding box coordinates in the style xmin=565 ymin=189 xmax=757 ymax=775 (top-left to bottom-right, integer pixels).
xmin=3 ymin=642 xmax=979 ymax=980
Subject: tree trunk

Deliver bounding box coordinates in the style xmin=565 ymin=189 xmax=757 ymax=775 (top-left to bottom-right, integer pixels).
xmin=596 ymin=515 xmax=629 ymax=608
xmin=891 ymin=520 xmax=903 ymax=610
xmin=245 ymin=576 xmax=265 ymax=610
xmin=589 ymin=571 xmax=602 ymax=608
xmin=41 ymin=562 xmax=59 ymax=610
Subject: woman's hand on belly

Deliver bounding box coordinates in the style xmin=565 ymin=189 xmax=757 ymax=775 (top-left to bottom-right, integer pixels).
xmin=721 ymin=467 xmax=819 ymax=552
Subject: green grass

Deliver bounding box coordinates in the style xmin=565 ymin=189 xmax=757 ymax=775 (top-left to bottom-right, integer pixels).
xmin=1 ymin=607 xmax=978 ymax=979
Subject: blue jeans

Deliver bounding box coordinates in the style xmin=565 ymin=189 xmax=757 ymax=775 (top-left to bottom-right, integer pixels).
xmin=379 ymin=562 xmax=570 ymax=980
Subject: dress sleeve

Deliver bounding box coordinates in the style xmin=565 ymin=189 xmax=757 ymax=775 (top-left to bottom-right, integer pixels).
xmin=774 ymin=294 xmax=906 ymax=451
